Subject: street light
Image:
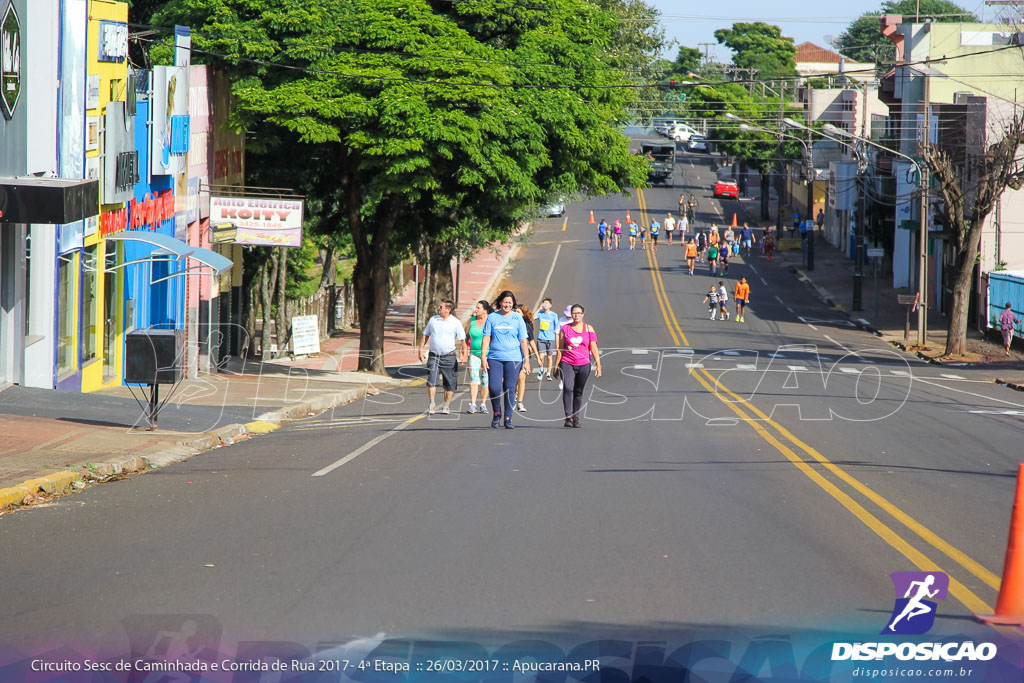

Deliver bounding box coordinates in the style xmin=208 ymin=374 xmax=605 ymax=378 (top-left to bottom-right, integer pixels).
xmin=784 ymin=117 xmax=871 ymax=311
xmin=821 ymin=124 xmax=927 ymax=346
xmin=732 ymin=118 xmax=818 ymax=271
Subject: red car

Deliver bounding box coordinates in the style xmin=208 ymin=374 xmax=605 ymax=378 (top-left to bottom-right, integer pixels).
xmin=713 ymin=178 xmax=739 ymax=200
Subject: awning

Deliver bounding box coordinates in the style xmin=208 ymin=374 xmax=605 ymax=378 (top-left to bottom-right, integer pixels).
xmin=0 ymin=177 xmax=99 ymax=224
xmin=106 ymin=231 xmax=234 ymax=276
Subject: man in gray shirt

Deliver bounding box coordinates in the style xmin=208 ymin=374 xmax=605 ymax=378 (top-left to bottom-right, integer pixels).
xmin=418 ymin=298 xmax=467 ymax=414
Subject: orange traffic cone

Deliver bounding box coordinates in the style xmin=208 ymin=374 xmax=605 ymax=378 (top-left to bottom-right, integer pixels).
xmin=731 ymin=213 xmax=738 ymax=228
xmin=977 ymin=463 xmax=1024 ymax=625
xmin=626 ymin=209 xmax=632 ymax=223
xmin=589 ymin=210 xmax=595 ymax=225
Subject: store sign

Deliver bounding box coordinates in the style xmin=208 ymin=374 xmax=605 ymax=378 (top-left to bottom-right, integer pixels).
xmin=102 ymin=104 xmax=137 ymax=204
xmin=169 ymin=114 xmax=189 ymax=154
xmin=100 ymin=190 xmax=175 ymax=236
xmin=1 ymin=1 xmax=21 ymax=120
xmin=150 ymin=65 xmax=189 ymax=176
xmin=209 ymin=196 xmax=304 ymax=247
xmin=98 ymin=20 xmax=128 ymax=62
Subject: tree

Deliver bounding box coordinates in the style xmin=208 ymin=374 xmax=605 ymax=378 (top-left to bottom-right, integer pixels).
xmin=924 ymin=116 xmax=1024 ymax=357
xmin=714 ymin=23 xmax=797 ymax=80
xmin=672 ymin=46 xmax=703 ymax=75
xmin=835 ymin=0 xmax=977 ymax=64
xmin=158 ymin=0 xmax=652 ymax=373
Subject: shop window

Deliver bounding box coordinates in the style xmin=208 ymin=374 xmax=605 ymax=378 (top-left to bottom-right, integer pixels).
xmin=102 ymin=244 xmax=120 ymax=382
xmin=57 ymin=254 xmax=76 ymax=374
xmin=81 ymin=245 xmax=98 ymax=362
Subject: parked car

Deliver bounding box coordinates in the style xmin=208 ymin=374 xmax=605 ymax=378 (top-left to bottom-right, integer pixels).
xmin=687 ymin=134 xmax=708 ymax=152
xmin=668 ymin=124 xmax=700 ymax=142
xmin=542 ymin=200 xmax=565 ymax=217
xmin=713 ymin=178 xmax=739 ymax=200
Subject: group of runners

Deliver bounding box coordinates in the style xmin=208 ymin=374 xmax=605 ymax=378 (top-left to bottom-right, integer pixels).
xmin=418 ymin=292 xmax=602 ymax=428
xmin=702 ymin=278 xmax=751 ymax=322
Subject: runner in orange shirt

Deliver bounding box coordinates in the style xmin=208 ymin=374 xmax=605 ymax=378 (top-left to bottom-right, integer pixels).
xmin=685 ymin=239 xmax=697 ymax=275
xmin=734 ymin=277 xmax=751 ymax=322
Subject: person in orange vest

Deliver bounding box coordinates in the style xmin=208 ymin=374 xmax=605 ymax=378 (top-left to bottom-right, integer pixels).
xmin=685 ymin=239 xmax=697 ymax=275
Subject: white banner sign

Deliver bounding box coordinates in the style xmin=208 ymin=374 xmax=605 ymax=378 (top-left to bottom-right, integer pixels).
xmin=209 ymin=195 xmax=304 ymax=247
xmin=291 ymin=315 xmax=320 ymax=356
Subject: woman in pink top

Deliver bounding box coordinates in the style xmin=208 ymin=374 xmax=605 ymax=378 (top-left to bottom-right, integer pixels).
xmin=554 ymin=304 xmax=602 ymax=428
xmin=999 ymin=302 xmax=1018 ymax=356
xmin=612 ymin=219 xmax=622 ymax=250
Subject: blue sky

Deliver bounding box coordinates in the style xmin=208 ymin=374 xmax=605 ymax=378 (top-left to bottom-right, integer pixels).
xmin=645 ymin=2 xmax=995 ymax=60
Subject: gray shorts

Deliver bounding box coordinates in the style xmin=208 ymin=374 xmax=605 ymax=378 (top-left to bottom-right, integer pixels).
xmin=427 ymin=352 xmax=458 ymax=390
xmin=537 ymin=339 xmax=556 ymax=355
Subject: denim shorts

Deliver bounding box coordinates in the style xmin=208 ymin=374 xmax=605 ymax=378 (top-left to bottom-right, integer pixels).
xmin=537 ymin=339 xmax=556 ymax=355
xmin=427 ymin=352 xmax=458 ymax=390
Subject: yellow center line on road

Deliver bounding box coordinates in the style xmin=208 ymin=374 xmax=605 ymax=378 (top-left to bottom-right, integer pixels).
xmin=562 ymin=215 xmax=568 ymax=231
xmin=637 ymin=186 xmax=996 ymax=616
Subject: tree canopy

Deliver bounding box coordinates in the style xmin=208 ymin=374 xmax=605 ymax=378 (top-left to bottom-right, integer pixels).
xmin=713 ymin=23 xmax=797 ymax=80
xmin=672 ymin=46 xmax=703 ymax=76
xmin=835 ymin=0 xmax=978 ymax=63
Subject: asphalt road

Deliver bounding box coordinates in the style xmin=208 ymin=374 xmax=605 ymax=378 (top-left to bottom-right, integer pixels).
xmin=3 ymin=145 xmax=1023 ymax=677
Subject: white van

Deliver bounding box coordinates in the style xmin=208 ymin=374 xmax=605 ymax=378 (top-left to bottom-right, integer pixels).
xmin=668 ymin=123 xmax=700 ymax=142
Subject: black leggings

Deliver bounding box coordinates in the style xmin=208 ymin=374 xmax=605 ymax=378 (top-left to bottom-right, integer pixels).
xmin=560 ymin=361 xmax=592 ymax=418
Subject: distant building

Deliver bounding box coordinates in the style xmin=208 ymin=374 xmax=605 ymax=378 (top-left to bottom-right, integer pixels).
xmin=794 ymin=42 xmax=874 ymax=84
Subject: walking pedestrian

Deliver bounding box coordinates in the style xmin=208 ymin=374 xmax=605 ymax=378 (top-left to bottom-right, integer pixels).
xmin=1000 ymin=302 xmax=1018 ymax=356
xmin=464 ymin=300 xmax=492 ymax=413
xmin=678 ymin=192 xmax=687 ymax=218
xmin=612 ymin=219 xmax=622 ymax=250
xmin=687 ymin=194 xmax=697 ymax=224
xmin=514 ymin=304 xmax=540 ymax=412
xmin=664 ymin=212 xmax=676 ymax=245
xmin=554 ymin=304 xmax=602 ymax=428
xmin=558 ymin=304 xmax=573 ymax=330
xmin=707 ymin=241 xmax=719 ymax=276
xmin=628 ymin=220 xmax=638 ymax=250
xmin=639 ymin=223 xmax=647 ymax=250
xmin=534 ymin=298 xmax=560 ymax=379
xmin=791 ymin=211 xmax=800 ymax=238
xmin=741 ymin=223 xmax=753 ymax=257
xmin=678 ymin=212 xmax=690 ymax=244
xmin=763 ymin=232 xmax=775 ymax=261
xmin=734 ymin=277 xmax=750 ymax=322
xmin=481 ymin=291 xmax=531 ymax=428
xmin=685 ymin=239 xmax=697 ymax=275
xmin=717 ymin=281 xmax=730 ymax=320
xmin=703 ymin=286 xmax=720 ymax=320
xmin=696 ymin=229 xmax=707 ymax=262
xmin=649 ymin=218 xmax=660 ymax=250
xmin=720 ymin=240 xmax=730 ymax=275
xmin=816 ymin=208 xmax=825 ymax=232
xmin=724 ymin=225 xmax=735 ymax=252
xmin=417 ymin=298 xmax=467 ymax=415
xmin=597 ymin=219 xmax=608 ymax=250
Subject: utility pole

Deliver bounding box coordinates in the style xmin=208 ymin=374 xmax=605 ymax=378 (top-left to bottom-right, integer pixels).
xmin=698 ymin=42 xmax=715 ymax=67
xmin=918 ymin=74 xmax=931 ymax=347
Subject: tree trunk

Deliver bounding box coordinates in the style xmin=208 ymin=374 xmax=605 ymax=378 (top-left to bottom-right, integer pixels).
xmin=259 ymin=258 xmax=273 ymax=358
xmin=760 ymin=174 xmax=770 ymax=220
xmin=275 ymin=246 xmax=289 ymax=356
xmin=428 ymin=244 xmax=455 ymax=311
xmin=944 ymin=227 xmax=983 ymax=357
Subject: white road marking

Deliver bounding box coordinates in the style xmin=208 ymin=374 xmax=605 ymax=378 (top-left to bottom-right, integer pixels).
xmin=312 ymin=413 xmax=427 ymax=477
xmin=533 ymin=243 xmax=562 ymax=311
xmin=774 ymin=295 xmax=785 ymax=304
xmin=858 ymin=358 xmax=876 ymax=364
xmin=823 ymin=334 xmax=855 ymax=355
xmin=803 ymin=321 xmax=819 ymax=330
xmin=686 ymin=363 xmax=705 ymax=369
xmin=561 ymin=215 xmax=569 ymax=232
xmin=749 ymin=265 xmax=758 ymax=274
xmin=840 ymin=367 xmax=861 ymax=374
xmin=941 ymin=374 xmax=966 ymax=380
xmin=968 ymin=409 xmax=1024 ymax=416
xmin=632 ymin=349 xmax=650 ymax=355
xmin=634 ymin=364 xmax=654 ymax=370
xmin=914 ymin=377 xmax=1024 ymax=409
xmin=760 ymin=276 xmax=768 ymax=285
xmin=675 ymin=348 xmax=694 ymax=354
xmin=736 ymin=363 xmax=758 ymax=371
xmin=722 ymin=350 xmax=741 ymax=355
xmin=787 ymin=365 xmax=809 ymax=372
xmin=890 ymin=370 xmax=912 ymax=376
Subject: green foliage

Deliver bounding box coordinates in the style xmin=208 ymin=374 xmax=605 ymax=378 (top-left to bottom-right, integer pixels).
xmin=835 ymin=0 xmax=978 ymax=63
xmin=714 ymin=22 xmax=797 ymax=79
xmin=673 ymin=46 xmax=703 ymax=75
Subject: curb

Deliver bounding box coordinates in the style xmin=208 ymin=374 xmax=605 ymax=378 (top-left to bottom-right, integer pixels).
xmin=995 ymin=378 xmax=1024 ymax=392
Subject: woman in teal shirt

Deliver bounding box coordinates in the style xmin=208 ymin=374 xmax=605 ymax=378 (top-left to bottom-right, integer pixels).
xmin=464 ymin=300 xmax=491 ymax=414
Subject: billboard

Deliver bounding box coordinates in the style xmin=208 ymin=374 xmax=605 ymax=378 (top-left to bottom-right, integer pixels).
xmin=58 ymin=0 xmax=86 ymax=253
xmin=102 ymin=102 xmax=137 ymax=204
xmin=150 ymin=65 xmax=189 ymax=177
xmin=209 ymin=196 xmax=303 ymax=247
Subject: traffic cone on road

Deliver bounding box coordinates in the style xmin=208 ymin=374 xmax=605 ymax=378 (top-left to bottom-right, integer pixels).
xmin=732 ymin=213 xmax=738 ymax=227
xmin=977 ymin=463 xmax=1024 ymax=625
xmin=589 ymin=210 xmax=595 ymax=225
xmin=626 ymin=210 xmax=632 ymax=223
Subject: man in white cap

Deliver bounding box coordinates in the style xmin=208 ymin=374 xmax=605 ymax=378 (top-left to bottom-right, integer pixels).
xmin=558 ymin=304 xmax=573 ymax=330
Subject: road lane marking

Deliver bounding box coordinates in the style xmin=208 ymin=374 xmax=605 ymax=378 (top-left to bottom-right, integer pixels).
xmin=840 ymin=367 xmax=860 ymax=374
xmin=562 ymin=215 xmax=568 ymax=231
xmin=787 ymin=365 xmax=809 ymax=372
xmin=914 ymin=377 xmax=1024 ymax=410
xmin=311 ymin=413 xmax=426 ymax=477
xmin=643 ymin=235 xmax=999 ymax=610
xmin=774 ymin=295 xmax=785 ymax=304
xmin=890 ymin=370 xmax=911 ymax=376
xmin=736 ymin=363 xmax=758 ymax=371
xmin=749 ymin=265 xmax=758 ymax=274
xmin=634 ymin=364 xmax=654 ymax=370
xmin=941 ymin=374 xmax=966 ymax=380
xmin=760 ymin=276 xmax=768 ymax=285
xmin=532 ymin=243 xmax=562 ymax=311
xmin=632 ymin=349 xmax=650 ymax=355
xmin=823 ymin=334 xmax=856 ymax=355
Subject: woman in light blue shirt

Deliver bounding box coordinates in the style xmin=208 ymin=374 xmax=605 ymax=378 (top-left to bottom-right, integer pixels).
xmin=480 ymin=290 xmax=531 ymax=428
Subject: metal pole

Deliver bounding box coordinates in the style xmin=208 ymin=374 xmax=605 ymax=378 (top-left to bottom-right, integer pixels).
xmin=918 ymin=75 xmax=930 ymax=347
xmin=874 ymin=257 xmax=879 ymax=320
xmin=853 ymin=174 xmax=865 ymax=311
xmin=806 ymin=177 xmax=815 ymax=271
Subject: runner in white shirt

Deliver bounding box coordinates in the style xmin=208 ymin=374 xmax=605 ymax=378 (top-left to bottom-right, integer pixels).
xmin=664 ymin=213 xmax=677 ymax=245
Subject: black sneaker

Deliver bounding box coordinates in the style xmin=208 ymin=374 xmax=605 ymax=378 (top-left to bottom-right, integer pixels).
xmin=491 ymin=414 xmax=501 ymax=428
xmin=564 ymin=418 xmax=574 ymax=428
xmin=504 ymin=417 xmax=514 ymax=429
xmin=571 ymin=417 xmax=581 ymax=428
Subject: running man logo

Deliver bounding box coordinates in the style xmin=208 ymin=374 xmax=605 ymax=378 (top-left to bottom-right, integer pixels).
xmin=883 ymin=571 xmax=949 ymax=635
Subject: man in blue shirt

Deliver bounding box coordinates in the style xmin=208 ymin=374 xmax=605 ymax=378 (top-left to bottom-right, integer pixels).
xmin=534 ymin=297 xmax=560 ymax=380
xmin=649 ymin=219 xmax=661 ymax=251
xmin=741 ymin=224 xmax=754 ymax=257
xmin=597 ymin=219 xmax=608 ymax=250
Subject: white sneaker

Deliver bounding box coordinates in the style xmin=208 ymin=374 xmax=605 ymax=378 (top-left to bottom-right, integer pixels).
xmin=479 ymin=403 xmax=487 ymax=413
xmin=709 ymin=313 xmax=716 ymax=320
xmin=428 ymin=404 xmax=437 ymax=414
xmin=516 ymin=401 xmax=527 ymax=412
xmin=546 ymin=372 xmax=553 ymax=381
xmin=441 ymin=404 xmax=450 ymax=415
xmin=468 ymin=404 xmax=477 ymax=414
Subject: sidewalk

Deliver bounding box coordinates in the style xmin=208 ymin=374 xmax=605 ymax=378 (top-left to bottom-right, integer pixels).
xmin=0 ymin=240 xmax=520 ymax=511
xmin=735 ymin=195 xmax=1024 ymax=385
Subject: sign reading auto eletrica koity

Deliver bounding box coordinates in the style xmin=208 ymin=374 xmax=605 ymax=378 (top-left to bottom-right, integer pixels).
xmin=209 ymin=196 xmax=304 ymax=247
